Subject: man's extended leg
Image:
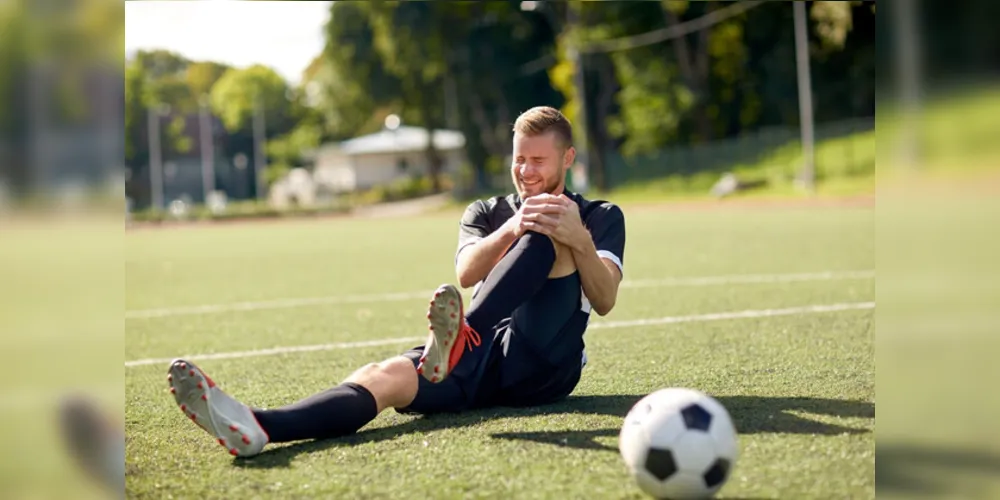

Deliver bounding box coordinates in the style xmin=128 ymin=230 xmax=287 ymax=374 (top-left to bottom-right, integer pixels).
xmin=168 ymin=355 xmax=420 ymax=457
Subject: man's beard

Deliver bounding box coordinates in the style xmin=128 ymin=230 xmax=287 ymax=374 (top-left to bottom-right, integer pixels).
xmin=516 ymin=170 xmax=564 ymax=198
xmin=544 ymin=175 xmax=564 ymax=195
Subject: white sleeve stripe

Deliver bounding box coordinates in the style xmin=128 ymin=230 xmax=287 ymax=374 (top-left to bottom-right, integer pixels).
xmin=597 ymin=250 xmax=624 ymax=275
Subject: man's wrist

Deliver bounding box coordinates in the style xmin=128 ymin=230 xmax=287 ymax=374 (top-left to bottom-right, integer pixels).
xmin=501 ymin=218 xmax=520 ymax=242
xmin=569 ymin=226 xmax=595 ymax=255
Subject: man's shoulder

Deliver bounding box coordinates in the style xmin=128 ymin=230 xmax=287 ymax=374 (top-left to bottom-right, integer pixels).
xmin=467 ymin=194 xmax=518 ymax=214
xmin=573 ymin=193 xmax=624 ymax=221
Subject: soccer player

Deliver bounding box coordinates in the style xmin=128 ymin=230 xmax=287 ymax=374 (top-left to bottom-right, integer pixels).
xmin=167 ymin=106 xmax=627 ymax=457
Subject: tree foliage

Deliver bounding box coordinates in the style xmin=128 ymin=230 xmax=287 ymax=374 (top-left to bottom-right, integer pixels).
xmin=209 ymin=65 xmax=292 ymax=135
xmin=122 ymin=0 xmax=883 ymax=199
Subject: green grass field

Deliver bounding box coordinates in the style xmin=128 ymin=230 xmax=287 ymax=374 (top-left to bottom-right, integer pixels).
xmin=125 ymin=202 xmax=874 ymax=499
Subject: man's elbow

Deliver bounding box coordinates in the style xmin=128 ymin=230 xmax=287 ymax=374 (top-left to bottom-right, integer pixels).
xmin=455 ymin=264 xmax=477 ymax=289
xmin=593 ymin=298 xmax=616 ymax=317
xmin=457 ymin=273 xmax=477 ymax=289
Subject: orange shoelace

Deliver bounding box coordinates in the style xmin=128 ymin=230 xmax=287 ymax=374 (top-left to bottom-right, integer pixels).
xmin=461 ymin=322 xmax=482 ymax=352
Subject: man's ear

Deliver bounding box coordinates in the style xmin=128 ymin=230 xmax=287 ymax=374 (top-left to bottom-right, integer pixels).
xmin=563 ymin=146 xmax=576 ymax=167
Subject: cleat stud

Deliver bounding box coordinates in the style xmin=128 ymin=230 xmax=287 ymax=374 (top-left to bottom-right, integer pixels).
xmin=450 ymin=301 xmax=455 ymax=306
xmin=431 ymin=375 xmax=438 ymax=382
xmin=170 ymin=387 xmax=176 ymax=394
xmin=416 ymin=365 xmax=423 ymax=375
xmin=197 ymin=382 xmax=203 ymax=389
xmin=242 ymin=435 xmax=250 ymax=445
xmin=180 ymin=404 xmax=187 ymax=412
xmin=201 ymin=394 xmax=207 ymax=401
xmin=229 ymin=448 xmax=238 ymax=456
xmin=190 ymin=413 xmax=197 ymax=421
xmin=179 ymin=362 xmax=187 ymax=369
xmin=218 ymin=438 xmax=226 ymax=446
xmin=434 ymin=365 xmax=440 ymax=373
xmin=444 ymin=340 xmax=449 ymax=346
xmin=450 ymin=313 xmax=456 ymax=319
xmin=229 ymin=425 xmax=238 ymax=432
xmin=167 ymin=374 xmax=172 ymax=382
xmin=189 ymin=370 xmax=195 ymax=376
xmin=426 ymin=312 xmax=432 ymax=319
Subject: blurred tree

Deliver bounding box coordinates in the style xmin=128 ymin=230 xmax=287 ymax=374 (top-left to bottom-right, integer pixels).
xmin=358 ymin=0 xmax=461 ymax=192
xmin=185 ymin=61 xmax=232 ymax=101
xmin=810 ymin=1 xmax=854 ymax=51
xmin=133 ymin=49 xmax=190 ymax=80
xmin=306 ymin=0 xmax=879 ymax=193
xmin=123 ymin=60 xmax=148 ymax=165
xmin=209 ymin=65 xmax=292 ymax=136
xmin=319 ymin=2 xmax=401 ymax=139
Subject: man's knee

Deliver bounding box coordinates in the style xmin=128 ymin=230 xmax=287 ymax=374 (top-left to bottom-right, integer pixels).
xmin=519 ymin=232 xmax=576 ymax=278
xmin=517 ymin=231 xmax=556 ymax=255
xmin=344 ymin=357 xmax=418 ymax=411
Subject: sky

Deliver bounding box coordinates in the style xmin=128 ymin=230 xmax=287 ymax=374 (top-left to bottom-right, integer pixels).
xmin=125 ymin=1 xmax=334 ymax=85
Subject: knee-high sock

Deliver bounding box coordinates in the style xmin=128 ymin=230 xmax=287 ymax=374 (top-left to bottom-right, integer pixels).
xmin=465 ymin=231 xmax=555 ymax=335
xmin=252 ymin=382 xmax=378 ymax=443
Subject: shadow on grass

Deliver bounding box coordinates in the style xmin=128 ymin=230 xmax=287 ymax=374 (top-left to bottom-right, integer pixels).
xmin=234 ymin=395 xmax=873 ymax=469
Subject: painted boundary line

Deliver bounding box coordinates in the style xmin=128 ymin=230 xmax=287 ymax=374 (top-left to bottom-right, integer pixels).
xmin=125 ymin=270 xmax=875 ymax=320
xmin=124 ymin=301 xmax=875 ymax=368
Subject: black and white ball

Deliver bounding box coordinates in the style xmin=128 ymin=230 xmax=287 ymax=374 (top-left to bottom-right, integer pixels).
xmin=619 ymin=388 xmax=739 ymax=499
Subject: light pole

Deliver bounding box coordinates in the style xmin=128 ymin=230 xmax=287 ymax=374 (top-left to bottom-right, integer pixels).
xmin=147 ymin=104 xmax=170 ymax=211
xmin=252 ymin=95 xmax=266 ymax=202
xmin=199 ymin=94 xmax=216 ymax=204
xmin=793 ymin=0 xmax=816 ymax=193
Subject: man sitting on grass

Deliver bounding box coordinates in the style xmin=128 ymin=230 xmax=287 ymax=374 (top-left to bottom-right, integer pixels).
xmin=167 ymin=106 xmax=627 ymax=457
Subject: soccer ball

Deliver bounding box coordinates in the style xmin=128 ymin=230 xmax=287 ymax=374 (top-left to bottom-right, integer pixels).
xmin=619 ymin=388 xmax=739 ymax=499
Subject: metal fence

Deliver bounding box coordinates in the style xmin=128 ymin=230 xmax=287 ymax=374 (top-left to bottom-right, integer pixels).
xmin=602 ymin=117 xmax=875 ymax=190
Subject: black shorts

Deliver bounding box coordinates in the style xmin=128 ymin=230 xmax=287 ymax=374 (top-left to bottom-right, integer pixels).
xmin=397 ymin=273 xmax=586 ymax=415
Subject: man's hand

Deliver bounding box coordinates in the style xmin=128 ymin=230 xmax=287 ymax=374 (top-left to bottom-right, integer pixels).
xmin=519 ymin=194 xmax=590 ymax=251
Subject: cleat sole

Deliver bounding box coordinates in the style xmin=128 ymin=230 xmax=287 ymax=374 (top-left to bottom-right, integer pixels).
xmin=419 ymin=285 xmax=464 ymax=384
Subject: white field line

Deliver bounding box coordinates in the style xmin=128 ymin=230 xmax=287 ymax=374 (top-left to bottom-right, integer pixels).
xmin=124 ymin=301 xmax=875 ymax=368
xmin=125 ymin=270 xmax=874 ymax=320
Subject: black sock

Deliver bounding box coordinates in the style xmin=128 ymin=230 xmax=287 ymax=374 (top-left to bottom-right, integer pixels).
xmin=252 ymin=382 xmax=378 ymax=443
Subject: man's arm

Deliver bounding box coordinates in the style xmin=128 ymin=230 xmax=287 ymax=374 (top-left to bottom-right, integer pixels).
xmin=569 ymin=234 xmax=622 ymax=316
xmin=520 ymin=195 xmax=625 ymax=316
xmin=455 ymin=218 xmax=519 ymax=288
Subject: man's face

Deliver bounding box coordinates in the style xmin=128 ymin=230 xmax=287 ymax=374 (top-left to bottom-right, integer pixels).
xmin=511 ymin=131 xmax=574 ymax=199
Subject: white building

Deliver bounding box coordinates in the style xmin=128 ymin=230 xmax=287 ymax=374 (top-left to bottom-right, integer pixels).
xmin=311 ymin=126 xmax=467 ymax=194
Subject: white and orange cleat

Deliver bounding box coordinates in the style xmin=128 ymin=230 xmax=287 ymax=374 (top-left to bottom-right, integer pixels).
xmin=416 ymin=284 xmax=482 ymax=383
xmin=167 ymin=359 xmax=268 ymax=457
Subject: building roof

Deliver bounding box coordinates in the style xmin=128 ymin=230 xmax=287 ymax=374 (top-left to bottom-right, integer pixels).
xmin=338 ymin=126 xmax=466 ymax=156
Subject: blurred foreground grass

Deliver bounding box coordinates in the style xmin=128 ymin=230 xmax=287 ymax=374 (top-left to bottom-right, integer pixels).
xmin=875 ymin=83 xmax=1000 ymax=498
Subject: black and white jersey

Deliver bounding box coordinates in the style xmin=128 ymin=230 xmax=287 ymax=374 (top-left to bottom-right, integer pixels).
xmin=454 ymin=191 xmax=626 ymax=368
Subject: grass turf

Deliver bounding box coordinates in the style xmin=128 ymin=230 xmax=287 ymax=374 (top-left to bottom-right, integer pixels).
xmin=125 ymin=203 xmax=874 ymax=499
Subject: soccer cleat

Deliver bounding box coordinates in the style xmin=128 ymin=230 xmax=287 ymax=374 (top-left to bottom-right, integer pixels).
xmin=167 ymin=359 xmax=268 ymax=457
xmin=418 ymin=284 xmax=481 ymax=383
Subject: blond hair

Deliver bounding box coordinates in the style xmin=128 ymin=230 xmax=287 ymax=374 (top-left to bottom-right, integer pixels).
xmin=512 ymin=106 xmax=573 ymax=150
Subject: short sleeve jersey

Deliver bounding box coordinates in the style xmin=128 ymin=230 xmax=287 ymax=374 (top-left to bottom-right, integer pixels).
xmin=456 ymin=191 xmax=626 ymax=278
xmin=454 ymin=191 xmax=626 ymax=368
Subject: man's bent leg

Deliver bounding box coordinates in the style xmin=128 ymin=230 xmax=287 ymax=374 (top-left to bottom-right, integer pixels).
xmin=465 ymin=231 xmax=561 ymax=335
xmin=418 ymin=232 xmax=575 ymax=383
